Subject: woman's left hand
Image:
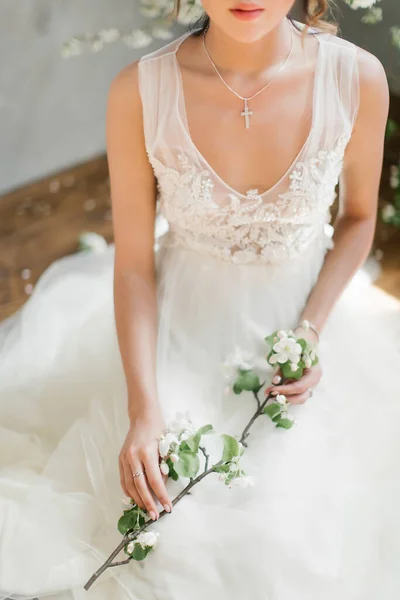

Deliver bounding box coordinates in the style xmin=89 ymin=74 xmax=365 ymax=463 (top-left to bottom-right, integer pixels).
xmin=265 ymin=363 xmax=323 ymax=405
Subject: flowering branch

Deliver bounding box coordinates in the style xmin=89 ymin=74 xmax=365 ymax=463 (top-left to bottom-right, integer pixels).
xmin=84 ymin=325 xmax=318 ymax=590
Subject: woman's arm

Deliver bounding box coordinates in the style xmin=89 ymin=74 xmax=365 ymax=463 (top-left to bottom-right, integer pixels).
xmin=106 ymin=61 xmax=172 ymax=519
xmin=299 ymin=47 xmax=390 ymax=332
xmin=269 ymin=47 xmax=390 ymax=402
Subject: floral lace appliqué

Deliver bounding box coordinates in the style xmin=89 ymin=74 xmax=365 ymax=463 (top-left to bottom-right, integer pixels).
xmin=149 ymin=132 xmax=351 ymax=265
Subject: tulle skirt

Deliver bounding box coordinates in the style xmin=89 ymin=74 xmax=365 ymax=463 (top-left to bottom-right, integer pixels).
xmin=1 ymin=231 xmax=400 ymax=600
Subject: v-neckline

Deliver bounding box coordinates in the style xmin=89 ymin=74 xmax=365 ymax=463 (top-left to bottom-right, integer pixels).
xmin=172 ymin=19 xmax=324 ymax=200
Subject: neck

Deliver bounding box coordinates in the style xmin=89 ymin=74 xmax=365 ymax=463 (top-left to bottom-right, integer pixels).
xmin=202 ymin=17 xmax=294 ymax=77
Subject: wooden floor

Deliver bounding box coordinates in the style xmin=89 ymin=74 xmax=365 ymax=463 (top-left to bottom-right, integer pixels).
xmin=0 ymin=156 xmax=113 ymax=322
xmin=0 ymin=151 xmax=399 ymax=323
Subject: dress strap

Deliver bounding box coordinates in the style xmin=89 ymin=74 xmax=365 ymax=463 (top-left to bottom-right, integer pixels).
xmin=306 ymin=32 xmax=360 ymax=156
xmin=137 ymin=28 xmax=202 ymax=155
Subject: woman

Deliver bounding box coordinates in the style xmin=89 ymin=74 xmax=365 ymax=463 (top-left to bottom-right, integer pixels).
xmin=1 ymin=1 xmax=400 ymax=599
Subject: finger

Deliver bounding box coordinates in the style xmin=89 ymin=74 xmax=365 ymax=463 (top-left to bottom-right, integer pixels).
xmin=130 ymin=455 xmax=161 ymax=519
xmin=265 ymin=368 xmax=284 ymax=395
xmin=142 ymin=452 xmax=173 ymax=513
xmin=123 ymin=459 xmax=146 ymax=510
xmin=285 ymin=390 xmax=311 ymax=405
xmin=272 ymin=368 xmax=283 ymax=385
xmin=118 ymin=457 xmax=130 ymax=498
xmin=271 ymin=369 xmax=318 ymax=396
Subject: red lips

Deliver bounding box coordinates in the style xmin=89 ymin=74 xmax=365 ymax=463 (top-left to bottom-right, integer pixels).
xmin=230 ymin=3 xmax=264 ymax=20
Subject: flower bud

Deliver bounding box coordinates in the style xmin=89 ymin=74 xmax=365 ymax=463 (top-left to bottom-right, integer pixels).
xmin=160 ymin=461 xmax=169 ymax=475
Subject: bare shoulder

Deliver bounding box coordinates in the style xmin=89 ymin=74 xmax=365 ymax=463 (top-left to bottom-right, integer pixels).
xmin=339 ymin=41 xmax=389 ymax=180
xmin=354 ymin=43 xmax=389 ymax=116
xmin=107 ymin=59 xmax=141 ymax=114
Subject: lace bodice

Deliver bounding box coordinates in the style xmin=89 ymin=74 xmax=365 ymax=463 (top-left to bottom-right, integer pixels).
xmin=138 ymin=20 xmax=360 ymax=265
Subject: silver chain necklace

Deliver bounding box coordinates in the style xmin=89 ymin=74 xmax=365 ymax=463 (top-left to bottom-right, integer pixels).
xmin=202 ymin=19 xmax=295 ymax=130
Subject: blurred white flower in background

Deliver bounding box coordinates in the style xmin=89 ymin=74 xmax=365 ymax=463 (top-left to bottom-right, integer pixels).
xmin=61 ymin=0 xmax=397 ymax=59
xmin=78 ymin=232 xmax=108 ymax=253
xmin=344 ymin=0 xmax=379 ymax=8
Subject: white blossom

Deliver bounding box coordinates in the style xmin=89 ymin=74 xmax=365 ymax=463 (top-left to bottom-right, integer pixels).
xmin=345 ymin=0 xmax=379 ymax=8
xmin=269 ymin=337 xmax=302 ymax=365
xmin=170 ymin=453 xmax=179 ymax=463
xmin=152 ymin=27 xmax=174 ymax=40
xmin=98 ymin=28 xmax=120 ymax=43
xmin=160 ymin=461 xmax=169 ymax=475
xmin=137 ymin=530 xmax=160 ymax=548
xmin=382 ymin=204 xmax=396 ymax=222
xmin=90 ymin=39 xmax=104 ymax=53
xmin=390 ymin=165 xmax=399 ymax=189
xmin=276 ymin=394 xmax=287 ymax=405
xmin=122 ymin=29 xmax=153 ymax=49
xmin=176 ymin=1 xmax=205 ymax=25
xmin=290 ymin=362 xmax=299 ymax=371
xmin=221 ymin=345 xmax=255 ymax=382
xmin=158 ymin=431 xmax=178 ymax=458
xmin=78 ymin=232 xmax=108 ymax=253
xmin=391 ymin=26 xmax=400 ymax=50
xmin=61 ymin=37 xmax=84 ymax=59
xmin=228 ymin=476 xmax=255 ymax=489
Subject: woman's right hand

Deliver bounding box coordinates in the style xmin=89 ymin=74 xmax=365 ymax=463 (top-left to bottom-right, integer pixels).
xmin=118 ymin=408 xmax=172 ymax=520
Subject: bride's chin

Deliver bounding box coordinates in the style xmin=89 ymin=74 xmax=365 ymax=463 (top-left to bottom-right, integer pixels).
xmin=217 ymin=17 xmax=281 ymax=45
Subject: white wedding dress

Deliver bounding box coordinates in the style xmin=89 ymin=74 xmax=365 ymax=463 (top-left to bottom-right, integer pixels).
xmin=1 ymin=19 xmax=400 ymax=600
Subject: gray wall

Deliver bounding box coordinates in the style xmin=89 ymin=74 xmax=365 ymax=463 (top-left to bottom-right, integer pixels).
xmin=0 ymin=0 xmax=399 ymax=195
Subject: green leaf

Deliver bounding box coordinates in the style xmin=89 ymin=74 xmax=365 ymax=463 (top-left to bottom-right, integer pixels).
xmin=175 ymin=449 xmax=200 ymax=478
xmin=235 ymin=370 xmax=260 ymax=392
xmin=213 ymin=463 xmax=231 ymax=474
xmin=266 ymin=349 xmax=275 ymax=366
xmin=385 ymin=118 xmax=398 ymax=140
xmin=311 ymin=354 xmax=319 ymax=366
xmin=184 ymin=424 xmax=213 ymax=454
xmin=166 ymin=457 xmax=179 ymax=481
xmin=263 ymin=402 xmax=282 ymax=420
xmin=198 ymin=424 xmax=213 ymax=436
xmin=184 ymin=432 xmax=201 ymax=454
xmin=117 ymin=507 xmax=146 ymax=535
xmin=281 ymin=360 xmax=304 ymax=380
xmin=276 ymin=418 xmax=294 ymax=430
xmin=232 ymin=382 xmax=243 ymax=394
xmin=297 ymin=338 xmax=307 ymax=352
xmin=224 ymin=471 xmax=237 ymax=486
xmin=221 ymin=434 xmax=239 ymax=462
xmin=131 ymin=543 xmax=152 ymax=561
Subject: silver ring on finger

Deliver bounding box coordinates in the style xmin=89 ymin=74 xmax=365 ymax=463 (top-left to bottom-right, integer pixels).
xmin=307 ymin=387 xmax=313 ymax=398
xmin=132 ymin=470 xmax=145 ymax=479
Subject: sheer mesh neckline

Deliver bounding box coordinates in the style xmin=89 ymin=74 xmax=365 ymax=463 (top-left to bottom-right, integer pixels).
xmin=172 ymin=20 xmax=324 ymax=200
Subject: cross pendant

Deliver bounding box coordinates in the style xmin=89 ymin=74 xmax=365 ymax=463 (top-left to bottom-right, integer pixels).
xmin=240 ymin=98 xmax=253 ymax=130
